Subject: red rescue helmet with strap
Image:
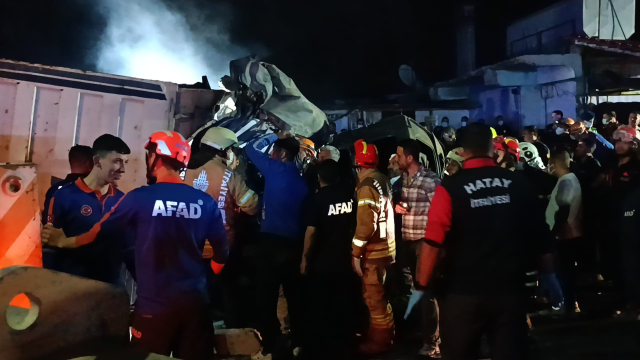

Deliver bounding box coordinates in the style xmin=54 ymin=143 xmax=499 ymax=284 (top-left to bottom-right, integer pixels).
xmin=493 ymin=136 xmax=521 ymax=161
xmin=354 ymin=139 xmax=378 ymax=168
xmin=144 ymin=131 xmax=191 ymax=167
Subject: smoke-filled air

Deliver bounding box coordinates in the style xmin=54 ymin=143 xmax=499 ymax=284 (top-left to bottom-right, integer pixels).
xmin=95 ymin=0 xmax=244 ymax=85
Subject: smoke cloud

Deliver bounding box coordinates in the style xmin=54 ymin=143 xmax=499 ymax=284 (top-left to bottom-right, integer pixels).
xmin=95 ymin=0 xmax=246 ymax=85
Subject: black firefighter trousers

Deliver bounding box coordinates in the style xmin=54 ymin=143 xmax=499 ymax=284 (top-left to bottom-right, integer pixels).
xmin=255 ymin=234 xmax=304 ymax=354
xmin=440 ymin=293 xmax=528 ymax=360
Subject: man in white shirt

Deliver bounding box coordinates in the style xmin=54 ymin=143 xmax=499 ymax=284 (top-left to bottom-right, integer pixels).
xmin=546 ymin=150 xmax=583 ymax=316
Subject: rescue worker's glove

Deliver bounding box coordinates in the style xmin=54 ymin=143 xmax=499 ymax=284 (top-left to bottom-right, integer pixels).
xmin=352 ymin=256 xmax=364 ymax=277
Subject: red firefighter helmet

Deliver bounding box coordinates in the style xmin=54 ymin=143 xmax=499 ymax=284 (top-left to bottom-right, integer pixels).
xmin=354 ymin=139 xmax=378 ymax=168
xmin=493 ymin=136 xmax=521 ymax=161
xmin=144 ymin=131 xmax=191 ymax=167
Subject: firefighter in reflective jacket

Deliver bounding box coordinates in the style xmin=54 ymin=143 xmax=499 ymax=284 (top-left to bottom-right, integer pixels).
xmin=42 ymin=131 xmax=229 ymax=360
xmin=185 ymin=127 xmax=259 ymax=247
xmin=352 ymin=139 xmax=397 ymax=355
xmin=184 ymin=127 xmax=259 ymax=328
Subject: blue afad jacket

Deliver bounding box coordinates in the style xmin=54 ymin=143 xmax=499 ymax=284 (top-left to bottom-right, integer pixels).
xmin=245 ymin=134 xmax=309 ymax=240
xmin=76 ymin=176 xmax=228 ymax=314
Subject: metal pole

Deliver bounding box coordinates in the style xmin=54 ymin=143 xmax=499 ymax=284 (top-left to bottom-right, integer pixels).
xmin=597 ymin=0 xmax=602 ymax=38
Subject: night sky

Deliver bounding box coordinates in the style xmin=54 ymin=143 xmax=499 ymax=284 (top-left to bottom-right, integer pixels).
xmin=0 ymin=0 xmax=562 ymax=101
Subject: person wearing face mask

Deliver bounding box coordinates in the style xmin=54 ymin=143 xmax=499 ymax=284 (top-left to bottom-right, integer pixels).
xmin=544 ymin=110 xmax=565 ymax=142
xmin=600 ymin=111 xmax=619 ymax=142
xmin=456 ymin=116 xmax=469 ymax=144
xmin=434 ymin=117 xmax=450 ymax=142
xmin=550 ymin=120 xmax=574 ymax=153
xmin=494 ymin=115 xmax=513 ymax=137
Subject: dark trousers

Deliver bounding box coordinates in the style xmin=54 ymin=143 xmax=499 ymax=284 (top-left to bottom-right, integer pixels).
xmin=440 ymin=294 xmax=528 ymax=360
xmin=219 ymin=245 xmax=251 ymax=328
xmin=557 ymin=239 xmax=581 ymax=312
xmin=255 ymin=234 xmax=303 ymax=354
xmin=130 ymin=295 xmax=213 ymax=360
xmin=405 ymin=240 xmax=440 ymax=346
xmin=621 ymin=231 xmax=640 ymax=308
xmin=304 ymin=270 xmax=359 ymax=356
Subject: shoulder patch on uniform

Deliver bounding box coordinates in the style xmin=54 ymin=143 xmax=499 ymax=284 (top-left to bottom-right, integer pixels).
xmin=193 ymin=170 xmax=209 ymax=192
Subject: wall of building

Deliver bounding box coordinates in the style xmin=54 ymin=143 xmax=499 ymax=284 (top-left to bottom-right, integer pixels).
xmin=324 ymin=110 xmax=384 ymax=132
xmin=468 ymin=80 xmax=578 ymax=133
xmin=507 ymin=0 xmax=583 ymax=57
xmin=415 ymin=110 xmax=471 ymax=128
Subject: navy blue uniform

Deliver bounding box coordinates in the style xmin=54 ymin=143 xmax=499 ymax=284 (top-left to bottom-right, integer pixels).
xmin=76 ymin=176 xmax=228 ymax=359
xmin=42 ymin=173 xmax=85 ymax=225
xmin=76 ymin=176 xmax=228 ymax=314
xmin=48 ymin=178 xmax=125 ymax=283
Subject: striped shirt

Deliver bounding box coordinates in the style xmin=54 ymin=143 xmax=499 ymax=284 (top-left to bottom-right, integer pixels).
xmin=401 ymin=166 xmax=441 ymax=241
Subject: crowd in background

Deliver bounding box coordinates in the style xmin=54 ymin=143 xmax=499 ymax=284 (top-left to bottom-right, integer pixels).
xmin=37 ymin=107 xmax=640 ymax=360
xmin=433 ymin=109 xmax=640 ymax=322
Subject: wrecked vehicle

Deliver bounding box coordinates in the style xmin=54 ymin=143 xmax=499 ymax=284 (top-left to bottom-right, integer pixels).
xmin=186 ymin=55 xmax=331 ymax=152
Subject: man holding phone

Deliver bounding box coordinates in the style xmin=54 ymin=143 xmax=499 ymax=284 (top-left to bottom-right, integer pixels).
xmin=394 ymin=139 xmax=442 ymax=358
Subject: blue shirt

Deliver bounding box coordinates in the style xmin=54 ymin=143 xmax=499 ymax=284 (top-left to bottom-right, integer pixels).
xmin=42 ymin=173 xmax=85 ymax=225
xmin=77 ymin=176 xmax=228 ymax=314
xmin=245 ymin=134 xmax=309 ymax=240
xmin=48 ymin=178 xmax=125 ymax=283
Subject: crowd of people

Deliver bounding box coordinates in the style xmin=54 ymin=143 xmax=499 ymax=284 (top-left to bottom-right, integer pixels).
xmin=37 ymin=107 xmax=640 ymax=360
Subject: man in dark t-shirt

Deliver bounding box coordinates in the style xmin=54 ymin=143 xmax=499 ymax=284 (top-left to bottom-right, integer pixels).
xmin=301 ymin=159 xmax=358 ymax=357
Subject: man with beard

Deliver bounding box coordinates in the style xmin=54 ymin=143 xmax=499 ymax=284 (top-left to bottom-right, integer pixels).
xmin=42 ymin=134 xmax=130 ymax=284
xmin=394 ymin=139 xmax=442 ymax=358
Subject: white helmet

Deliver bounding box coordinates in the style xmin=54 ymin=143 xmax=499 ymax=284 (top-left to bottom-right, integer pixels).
xmin=519 ymin=142 xmax=545 ymax=169
xmin=201 ymin=127 xmax=238 ymax=150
